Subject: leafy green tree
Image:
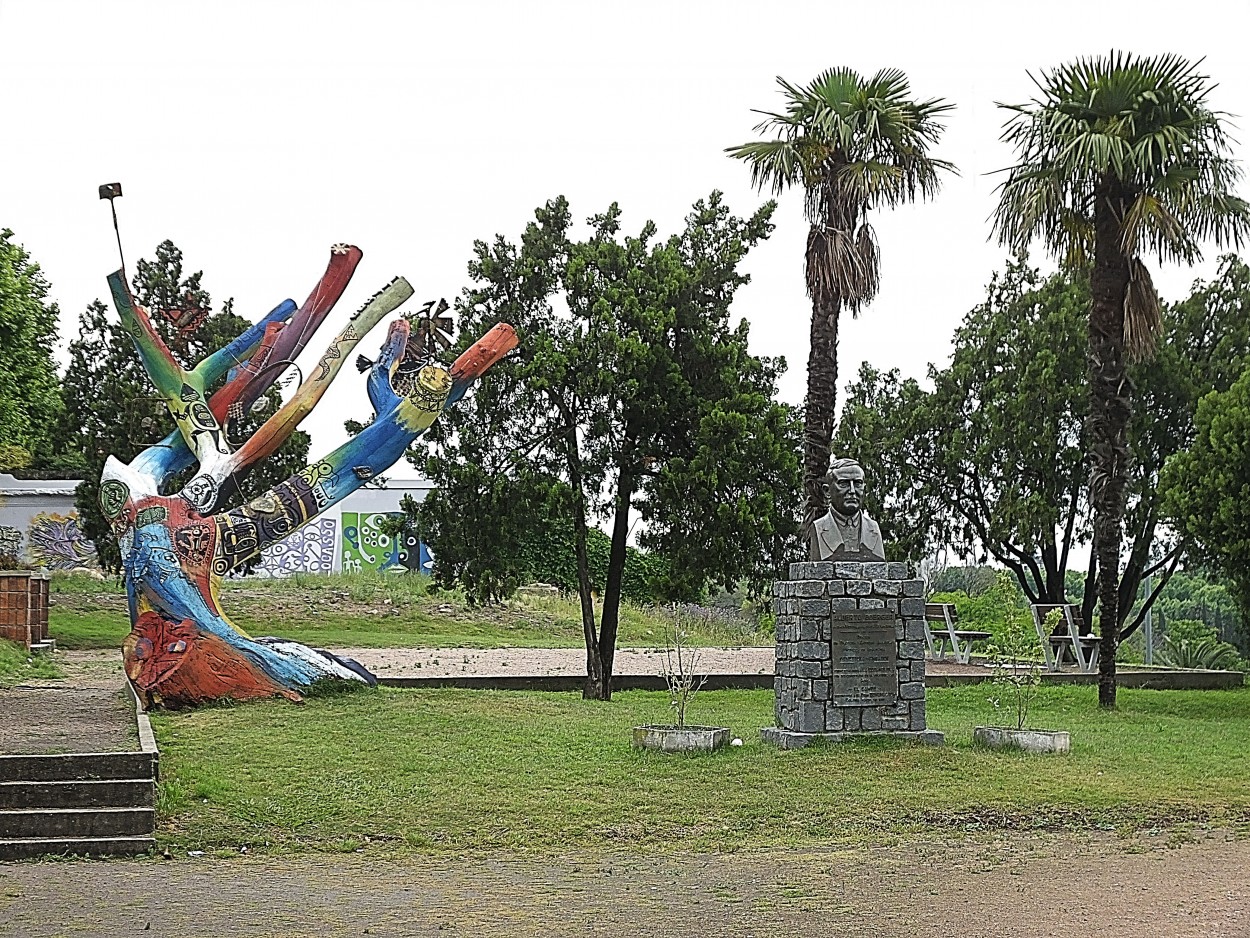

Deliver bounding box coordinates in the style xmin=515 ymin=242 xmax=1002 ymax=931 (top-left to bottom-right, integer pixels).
xmin=839 ymin=255 xmax=1250 ymax=636
xmin=838 ymin=259 xmax=1089 ymax=594
xmin=726 ymin=68 xmax=953 ymax=536
xmin=60 ymin=241 xmax=310 ymax=571
xmin=829 ymin=363 xmax=937 ymax=563
xmin=0 ymin=230 xmax=68 ymax=474
xmin=1152 ymin=569 xmax=1242 ymax=649
xmin=993 ymin=52 xmax=1250 ymax=707
xmin=416 ymin=193 xmax=801 ymax=699
xmin=1162 ymin=367 xmax=1250 ymax=628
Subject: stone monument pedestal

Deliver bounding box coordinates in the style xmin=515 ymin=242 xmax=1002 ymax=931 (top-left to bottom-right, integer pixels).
xmin=762 ymin=560 xmax=944 ymax=749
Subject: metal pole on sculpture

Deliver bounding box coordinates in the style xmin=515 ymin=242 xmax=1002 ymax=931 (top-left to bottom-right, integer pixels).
xmin=98 ymin=183 xmax=126 ymax=277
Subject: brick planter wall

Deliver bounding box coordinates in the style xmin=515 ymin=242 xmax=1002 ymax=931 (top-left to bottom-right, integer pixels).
xmin=0 ymin=571 xmax=50 ymax=650
xmin=763 ymin=560 xmax=943 ymax=748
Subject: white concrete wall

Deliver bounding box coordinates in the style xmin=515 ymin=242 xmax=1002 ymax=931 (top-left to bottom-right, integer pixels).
xmin=0 ymin=473 xmax=435 ymax=574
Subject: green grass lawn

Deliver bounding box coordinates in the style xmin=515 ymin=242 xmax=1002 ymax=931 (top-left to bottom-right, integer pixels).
xmin=0 ymin=640 xmax=63 ymax=686
xmin=48 ymin=571 xmax=767 ymax=651
xmin=150 ymin=683 xmax=1250 ymax=857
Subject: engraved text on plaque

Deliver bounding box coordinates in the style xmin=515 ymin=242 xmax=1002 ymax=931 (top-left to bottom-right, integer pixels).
xmin=829 ymin=610 xmax=898 ymax=706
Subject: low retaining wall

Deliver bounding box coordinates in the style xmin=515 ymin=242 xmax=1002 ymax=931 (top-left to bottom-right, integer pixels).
xmin=377 ymin=667 xmax=1243 ymax=693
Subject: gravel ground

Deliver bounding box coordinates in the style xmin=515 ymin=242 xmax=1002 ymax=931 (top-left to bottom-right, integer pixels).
xmin=335 ymin=646 xmax=989 ymax=680
xmin=0 ymin=831 xmax=1246 ymax=937
xmin=0 ymin=652 xmax=135 ymax=756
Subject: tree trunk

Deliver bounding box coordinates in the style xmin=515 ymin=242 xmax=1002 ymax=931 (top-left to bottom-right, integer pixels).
xmin=549 ymin=395 xmax=606 ymax=700
xmin=594 ymin=451 xmax=636 ymax=702
xmin=565 ymin=431 xmax=604 ymax=701
xmin=1088 ymin=180 xmax=1134 ymax=709
xmin=803 ymin=232 xmax=841 ymax=536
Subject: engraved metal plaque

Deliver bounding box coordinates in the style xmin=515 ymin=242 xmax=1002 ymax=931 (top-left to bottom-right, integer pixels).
xmin=829 ymin=609 xmax=898 ymax=706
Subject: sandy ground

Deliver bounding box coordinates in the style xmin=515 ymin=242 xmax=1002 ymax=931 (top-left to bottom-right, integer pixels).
xmin=334 ymin=646 xmax=987 ymax=680
xmin=0 ymin=831 xmax=1247 ymax=937
xmin=0 ymin=652 xmax=132 ymax=755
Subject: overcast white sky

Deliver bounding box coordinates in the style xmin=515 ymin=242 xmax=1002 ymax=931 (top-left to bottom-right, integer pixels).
xmin=3 ymin=0 xmax=1249 ymax=465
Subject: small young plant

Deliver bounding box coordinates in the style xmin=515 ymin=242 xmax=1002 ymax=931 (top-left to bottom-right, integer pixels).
xmin=983 ymin=572 xmax=1047 ymax=731
xmin=662 ymin=620 xmax=707 ymax=728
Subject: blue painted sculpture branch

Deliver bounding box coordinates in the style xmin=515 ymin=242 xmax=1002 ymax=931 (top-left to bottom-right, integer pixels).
xmin=102 ymin=244 xmax=517 ymax=707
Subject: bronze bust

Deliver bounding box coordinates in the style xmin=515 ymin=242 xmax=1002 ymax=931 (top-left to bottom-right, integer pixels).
xmin=809 ymin=457 xmax=885 ymax=561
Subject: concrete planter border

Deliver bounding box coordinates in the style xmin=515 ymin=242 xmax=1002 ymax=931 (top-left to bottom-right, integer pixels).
xmin=631 ymin=724 xmax=731 ymax=753
xmin=973 ymin=725 xmax=1070 ymax=754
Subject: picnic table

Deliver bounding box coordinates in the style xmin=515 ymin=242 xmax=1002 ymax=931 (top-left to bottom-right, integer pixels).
xmin=1031 ymin=603 xmax=1101 ymax=672
xmin=924 ymin=603 xmax=992 ymax=665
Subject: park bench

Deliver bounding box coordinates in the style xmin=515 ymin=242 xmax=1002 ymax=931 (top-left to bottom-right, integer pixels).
xmin=1031 ymin=603 xmax=1101 ymax=673
xmin=924 ymin=603 xmax=992 ymax=665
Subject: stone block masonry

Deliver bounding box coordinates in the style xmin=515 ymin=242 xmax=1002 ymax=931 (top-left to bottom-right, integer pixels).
xmin=764 ymin=561 xmax=944 ymax=748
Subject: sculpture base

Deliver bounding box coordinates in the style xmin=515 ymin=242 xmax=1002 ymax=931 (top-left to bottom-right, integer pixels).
xmin=761 ymin=727 xmax=945 ymax=749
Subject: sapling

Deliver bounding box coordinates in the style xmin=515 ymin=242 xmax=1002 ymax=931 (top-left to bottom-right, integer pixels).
xmin=662 ymin=618 xmax=706 ymax=728
xmin=984 ymin=572 xmax=1048 ymax=731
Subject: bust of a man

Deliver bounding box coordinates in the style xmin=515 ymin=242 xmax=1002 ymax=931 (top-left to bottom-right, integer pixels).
xmin=809 ymin=457 xmax=885 ymax=561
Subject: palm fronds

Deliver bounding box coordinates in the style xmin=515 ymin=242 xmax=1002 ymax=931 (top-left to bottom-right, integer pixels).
xmin=727 ymin=66 xmax=954 ymax=309
xmin=993 ymin=51 xmax=1250 ymax=356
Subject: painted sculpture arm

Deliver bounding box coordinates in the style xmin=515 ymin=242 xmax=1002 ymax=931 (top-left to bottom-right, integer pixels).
xmin=108 ymin=272 xmax=231 ymax=483
xmin=193 ymin=299 xmax=297 ymax=387
xmin=212 ymin=321 xmax=518 ymax=572
xmin=210 ymin=245 xmax=363 ymax=417
xmin=181 ymin=276 xmax=415 ymax=511
xmin=124 ymin=246 xmax=368 ymax=507
xmin=130 ymin=299 xmax=298 ymax=483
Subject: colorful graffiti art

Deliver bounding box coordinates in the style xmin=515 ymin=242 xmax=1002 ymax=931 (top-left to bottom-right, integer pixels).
xmin=0 ymin=526 xmax=21 ymax=562
xmin=26 ymin=512 xmax=96 ymax=570
xmin=252 ymin=517 xmax=337 ymax=579
xmin=341 ymin=512 xmax=431 ymax=574
xmin=101 ymin=243 xmax=517 ymax=707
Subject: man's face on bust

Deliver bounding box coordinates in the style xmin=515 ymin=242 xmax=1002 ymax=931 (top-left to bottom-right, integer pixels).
xmin=826 ymin=465 xmax=865 ymax=516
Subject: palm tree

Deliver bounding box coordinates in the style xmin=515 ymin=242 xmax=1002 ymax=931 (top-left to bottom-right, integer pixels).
xmin=993 ymin=52 xmax=1250 ymax=708
xmin=727 ymin=68 xmax=954 ymax=537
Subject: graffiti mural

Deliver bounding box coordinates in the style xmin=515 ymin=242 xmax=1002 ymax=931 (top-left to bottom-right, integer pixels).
xmin=100 ymin=240 xmax=517 ymax=707
xmin=26 ymin=512 xmax=96 ymax=570
xmin=341 ymin=512 xmax=431 ymax=574
xmin=252 ymin=517 xmax=337 ymax=579
xmin=0 ymin=526 xmax=21 ymax=563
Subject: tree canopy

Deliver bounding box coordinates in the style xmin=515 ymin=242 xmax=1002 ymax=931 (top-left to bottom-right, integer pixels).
xmin=1163 ymin=366 xmax=1250 ymax=624
xmin=836 ymin=254 xmax=1250 ymax=636
xmin=416 ymin=193 xmax=801 ymax=699
xmin=0 ymin=229 xmax=67 ymax=474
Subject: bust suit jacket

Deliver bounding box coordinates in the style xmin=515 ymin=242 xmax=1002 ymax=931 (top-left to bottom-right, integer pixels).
xmin=810 ymin=511 xmax=886 ymax=561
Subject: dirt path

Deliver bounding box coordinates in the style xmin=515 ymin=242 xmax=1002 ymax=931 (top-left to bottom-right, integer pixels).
xmin=0 ymin=831 xmax=1246 ymax=937
xmin=0 ymin=648 xmax=135 ymax=755
xmin=327 ymin=646 xmax=988 ymax=680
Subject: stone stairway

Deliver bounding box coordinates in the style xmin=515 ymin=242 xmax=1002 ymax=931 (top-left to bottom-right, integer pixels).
xmin=0 ymin=747 xmax=157 ymax=860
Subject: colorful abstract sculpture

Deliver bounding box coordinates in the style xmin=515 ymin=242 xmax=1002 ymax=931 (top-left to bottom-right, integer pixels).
xmin=102 ymin=245 xmax=516 ymax=707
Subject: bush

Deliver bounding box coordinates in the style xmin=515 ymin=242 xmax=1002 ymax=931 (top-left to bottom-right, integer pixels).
xmin=1157 ymin=619 xmax=1246 ymax=670
xmin=519 ymin=524 xmax=683 ymax=604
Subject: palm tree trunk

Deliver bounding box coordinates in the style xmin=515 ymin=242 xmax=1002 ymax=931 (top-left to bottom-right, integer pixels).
xmin=804 ymin=226 xmax=840 ymax=537
xmin=1088 ymin=182 xmax=1133 ymax=709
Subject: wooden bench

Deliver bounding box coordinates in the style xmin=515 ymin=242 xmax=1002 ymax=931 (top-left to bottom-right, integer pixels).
xmin=1031 ymin=604 xmax=1101 ymax=673
xmin=924 ymin=603 xmax=992 ymax=665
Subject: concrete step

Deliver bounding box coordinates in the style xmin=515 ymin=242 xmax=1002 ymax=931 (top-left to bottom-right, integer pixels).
xmin=0 ymin=806 xmax=154 ymax=839
xmin=0 ymin=835 xmax=154 ymax=860
xmin=0 ymin=778 xmax=154 ymax=809
xmin=28 ymin=639 xmax=56 ymax=655
xmin=0 ymin=752 xmax=155 ymax=782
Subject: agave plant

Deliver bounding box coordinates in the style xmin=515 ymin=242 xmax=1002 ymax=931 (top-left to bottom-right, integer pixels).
xmin=1155 ymin=634 xmax=1244 ymax=671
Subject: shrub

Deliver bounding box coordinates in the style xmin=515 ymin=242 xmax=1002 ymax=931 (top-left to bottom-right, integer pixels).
xmin=1156 ymin=619 xmax=1246 ymax=670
